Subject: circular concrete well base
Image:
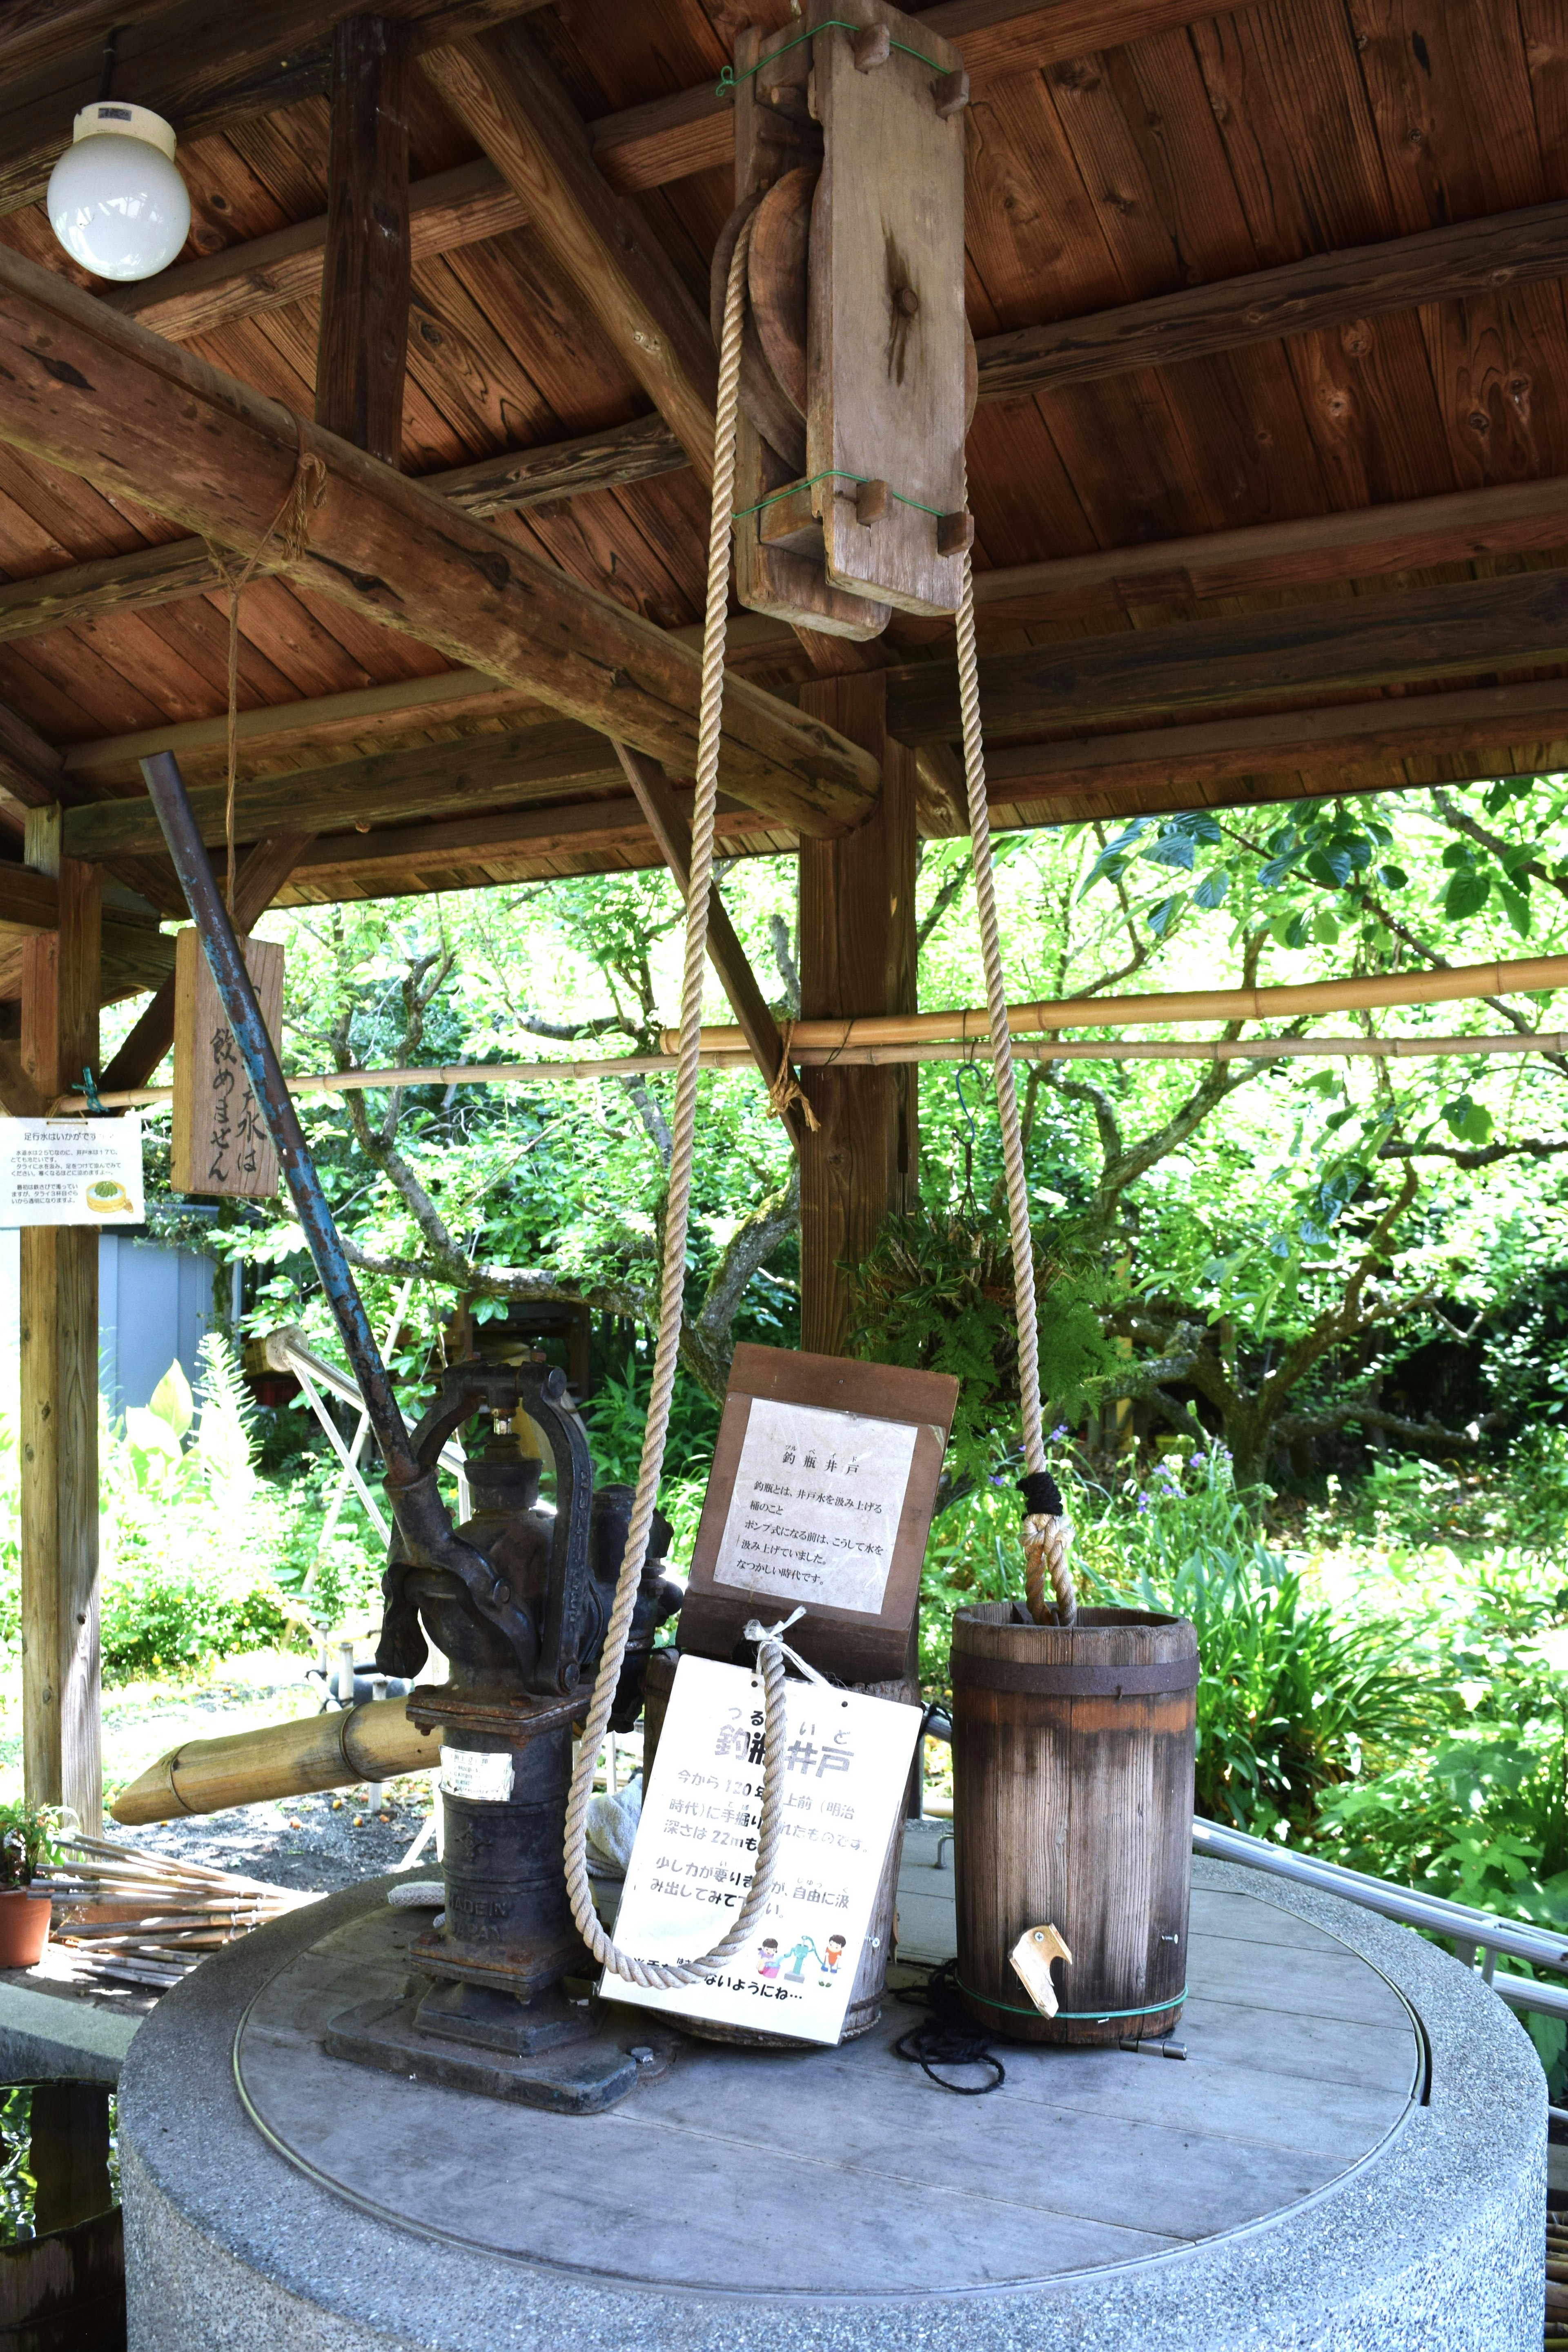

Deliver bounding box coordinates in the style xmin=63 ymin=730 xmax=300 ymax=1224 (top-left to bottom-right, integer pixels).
xmin=119 ymin=1858 xmax=1543 ymax=2350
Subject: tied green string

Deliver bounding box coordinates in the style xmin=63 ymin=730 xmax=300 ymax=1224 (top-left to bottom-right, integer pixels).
xmin=715 ymin=19 xmax=948 ymax=97
xmin=734 ymin=466 xmax=946 ymax=522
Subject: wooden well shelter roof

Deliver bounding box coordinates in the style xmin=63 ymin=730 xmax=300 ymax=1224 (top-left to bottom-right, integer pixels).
xmin=0 ymin=0 xmax=1563 ymax=983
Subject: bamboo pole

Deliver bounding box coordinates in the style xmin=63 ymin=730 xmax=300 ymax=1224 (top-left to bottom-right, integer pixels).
xmin=53 ymin=1023 xmax=1568 ymax=1112
xmin=669 ymin=953 xmax=1568 ymax=1054
xmin=110 ymin=1697 xmax=440 ymax=1826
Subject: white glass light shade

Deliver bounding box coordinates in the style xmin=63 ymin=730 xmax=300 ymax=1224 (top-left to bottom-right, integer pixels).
xmin=47 ymin=103 xmax=190 ymax=282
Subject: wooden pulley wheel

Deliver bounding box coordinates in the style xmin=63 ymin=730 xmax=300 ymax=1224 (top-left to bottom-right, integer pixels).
xmin=709 ymin=193 xmax=806 ymax=474
xmin=748 ymin=166 xmax=815 ymax=421
xmin=747 ymin=168 xmax=981 ymax=438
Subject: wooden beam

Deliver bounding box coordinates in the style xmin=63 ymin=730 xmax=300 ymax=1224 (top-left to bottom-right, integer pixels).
xmin=612 ymin=741 xmax=801 ymax=1147
xmin=973 ymin=482 xmax=1568 ymax=623
xmin=280 ymin=789 xmax=778 ymax=891
xmin=797 ymin=673 xmax=918 ymax=1358
xmin=100 ymin=159 xmax=525 ymax=344
xmin=19 ymin=804 xmax=101 ymax=1834
xmin=0 ymin=0 xmax=556 ymax=216
xmin=883 ymin=569 xmax=1568 ymax=743
xmin=0 ymin=414 xmax=690 ymax=648
xmin=0 ymin=246 xmax=877 ymax=834
xmin=977 ymin=679 xmax=1568 ymax=820
xmin=316 ymin=16 xmax=412 ymax=468
xmin=975 ymin=200 xmax=1568 ymax=406
xmin=62 ymin=719 xmax=625 ymax=859
xmin=422 ymin=25 xmax=719 ymax=484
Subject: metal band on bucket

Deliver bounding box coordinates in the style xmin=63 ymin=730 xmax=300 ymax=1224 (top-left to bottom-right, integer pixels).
xmin=950 ymin=1652 xmax=1199 ymax=1698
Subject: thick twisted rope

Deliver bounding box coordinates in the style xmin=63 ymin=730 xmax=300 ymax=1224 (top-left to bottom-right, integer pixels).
xmin=955 ymin=549 xmax=1076 ymax=1628
xmin=562 ymin=212 xmax=792 ymax=1988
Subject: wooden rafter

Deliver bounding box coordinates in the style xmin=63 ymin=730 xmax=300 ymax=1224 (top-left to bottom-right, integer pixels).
xmin=884 ymin=571 xmax=1568 ymax=743
xmin=101 ymin=159 xmax=525 ymax=343
xmin=314 ymin=15 xmax=413 ymax=468
xmin=61 ymin=720 xmax=624 ymax=858
xmin=420 ymin=25 xmax=719 ymax=482
xmin=0 ymin=245 xmax=877 ymax=835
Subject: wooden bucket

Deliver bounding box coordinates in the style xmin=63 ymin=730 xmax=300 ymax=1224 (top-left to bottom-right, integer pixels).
xmin=951 ymin=1602 xmax=1196 ymax=2045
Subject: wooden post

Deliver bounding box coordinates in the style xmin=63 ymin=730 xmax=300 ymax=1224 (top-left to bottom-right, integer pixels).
xmin=19 ymin=804 xmax=102 ymax=1833
xmin=316 ymin=16 xmax=411 ymax=466
xmin=797 ymin=674 xmax=916 ymax=1355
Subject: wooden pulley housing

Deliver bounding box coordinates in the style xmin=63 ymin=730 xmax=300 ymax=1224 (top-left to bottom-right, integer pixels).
xmin=722 ymin=0 xmax=973 ymax=640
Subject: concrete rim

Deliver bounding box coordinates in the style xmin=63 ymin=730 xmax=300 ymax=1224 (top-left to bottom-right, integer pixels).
xmin=119 ymin=1857 xmax=1545 ymax=2352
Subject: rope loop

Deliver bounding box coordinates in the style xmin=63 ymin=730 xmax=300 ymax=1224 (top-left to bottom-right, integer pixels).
xmin=561 ymin=210 xmax=794 ymax=1987
xmin=203 ymin=415 xmax=329 ymax=914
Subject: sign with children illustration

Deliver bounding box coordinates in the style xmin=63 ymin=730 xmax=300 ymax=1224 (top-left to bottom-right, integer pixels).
xmin=602 ymin=1654 xmax=921 ymax=2043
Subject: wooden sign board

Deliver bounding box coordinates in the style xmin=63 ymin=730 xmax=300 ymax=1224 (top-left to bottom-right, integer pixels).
xmin=171 ymin=927 xmax=283 ymax=1199
xmin=677 ymin=1343 xmax=959 ymax=1683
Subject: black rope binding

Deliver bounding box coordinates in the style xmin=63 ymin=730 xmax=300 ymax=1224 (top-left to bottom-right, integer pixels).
xmin=1018 ymin=1469 xmax=1064 ymax=1519
xmin=894 ymin=1960 xmax=1006 ymax=2095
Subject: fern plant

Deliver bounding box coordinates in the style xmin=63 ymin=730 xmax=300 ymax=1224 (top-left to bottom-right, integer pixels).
xmin=845 ymin=1210 xmax=1120 ymax=1486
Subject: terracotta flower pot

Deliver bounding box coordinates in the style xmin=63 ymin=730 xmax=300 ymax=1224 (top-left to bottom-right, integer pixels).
xmin=0 ymin=1889 xmax=51 ymax=1968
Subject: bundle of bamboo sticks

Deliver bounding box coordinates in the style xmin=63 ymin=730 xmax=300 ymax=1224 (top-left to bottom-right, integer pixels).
xmin=38 ymin=1833 xmax=320 ymax=1993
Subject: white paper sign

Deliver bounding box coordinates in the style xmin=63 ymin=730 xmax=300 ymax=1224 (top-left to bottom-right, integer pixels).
xmin=0 ymin=1116 xmax=144 ymax=1226
xmin=439 ymin=1746 xmax=514 ymax=1802
xmin=601 ymin=1654 xmax=921 ymax=2043
xmin=712 ymin=1398 xmax=918 ymax=1615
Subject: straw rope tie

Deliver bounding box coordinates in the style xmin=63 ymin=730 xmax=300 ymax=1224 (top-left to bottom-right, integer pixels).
xmin=767 ymin=1018 xmax=820 ymax=1132
xmin=561 ymin=211 xmax=794 ymax=1990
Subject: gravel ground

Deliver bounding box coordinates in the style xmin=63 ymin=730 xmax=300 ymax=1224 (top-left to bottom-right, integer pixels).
xmin=128 ymin=1786 xmax=434 ymax=1894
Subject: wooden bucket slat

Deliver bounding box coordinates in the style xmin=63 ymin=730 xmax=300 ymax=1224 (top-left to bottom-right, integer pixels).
xmin=951 ymin=1603 xmax=1196 ymax=2046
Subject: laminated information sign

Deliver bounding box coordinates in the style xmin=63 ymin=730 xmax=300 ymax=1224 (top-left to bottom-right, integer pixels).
xmin=0 ymin=1116 xmax=144 ymax=1226
xmin=601 ymin=1654 xmax=921 ymax=2044
xmin=711 ymin=1396 xmax=918 ymax=1616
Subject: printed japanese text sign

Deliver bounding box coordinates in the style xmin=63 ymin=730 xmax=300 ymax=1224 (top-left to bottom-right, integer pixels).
xmin=0 ymin=1116 xmax=144 ymax=1226
xmin=713 ymin=1396 xmax=917 ymax=1615
xmin=678 ymin=1344 xmax=959 ymax=1683
xmin=171 ymin=927 xmax=283 ymax=1199
xmin=601 ymin=1654 xmax=921 ymax=2043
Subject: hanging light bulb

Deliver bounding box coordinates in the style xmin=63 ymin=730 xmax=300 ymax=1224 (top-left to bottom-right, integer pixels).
xmin=47 ymin=101 xmax=191 ymax=283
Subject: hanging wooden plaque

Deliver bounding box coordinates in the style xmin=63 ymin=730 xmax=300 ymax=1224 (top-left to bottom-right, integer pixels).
xmin=170 ymin=927 xmax=283 ymax=1199
xmin=677 ymin=1343 xmax=958 ymax=1683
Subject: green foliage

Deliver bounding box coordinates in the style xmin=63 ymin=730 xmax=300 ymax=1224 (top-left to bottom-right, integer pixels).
xmin=846 ymin=1211 xmax=1119 ymax=1483
xmin=0 ymin=1798 xmax=65 ymax=1887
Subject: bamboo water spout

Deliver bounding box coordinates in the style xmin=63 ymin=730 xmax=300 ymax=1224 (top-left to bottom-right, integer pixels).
xmin=112 ymin=1698 xmax=439 ymax=1826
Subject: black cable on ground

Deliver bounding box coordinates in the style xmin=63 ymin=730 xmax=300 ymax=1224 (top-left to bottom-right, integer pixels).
xmin=893 ymin=1959 xmax=1005 ymax=2095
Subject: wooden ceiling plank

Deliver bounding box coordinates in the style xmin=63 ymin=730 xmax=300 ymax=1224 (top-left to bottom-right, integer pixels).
xmin=420 ymin=23 xmax=719 ymax=482
xmin=884 ymin=566 xmax=1568 ymax=740
xmin=100 ymin=159 xmax=525 ymax=344
xmin=0 ymin=0 xmax=557 ymax=216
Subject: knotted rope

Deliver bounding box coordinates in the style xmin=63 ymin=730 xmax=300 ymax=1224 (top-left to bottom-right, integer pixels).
xmin=767 ymin=1018 xmax=820 ymax=1131
xmin=203 ymin=417 xmax=328 ymax=914
xmin=955 ymin=548 xmax=1076 ymax=1627
xmin=561 ymin=212 xmax=794 ymax=1989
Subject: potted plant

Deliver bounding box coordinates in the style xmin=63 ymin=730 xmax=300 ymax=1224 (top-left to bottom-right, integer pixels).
xmin=0 ymin=1801 xmax=62 ymax=1968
